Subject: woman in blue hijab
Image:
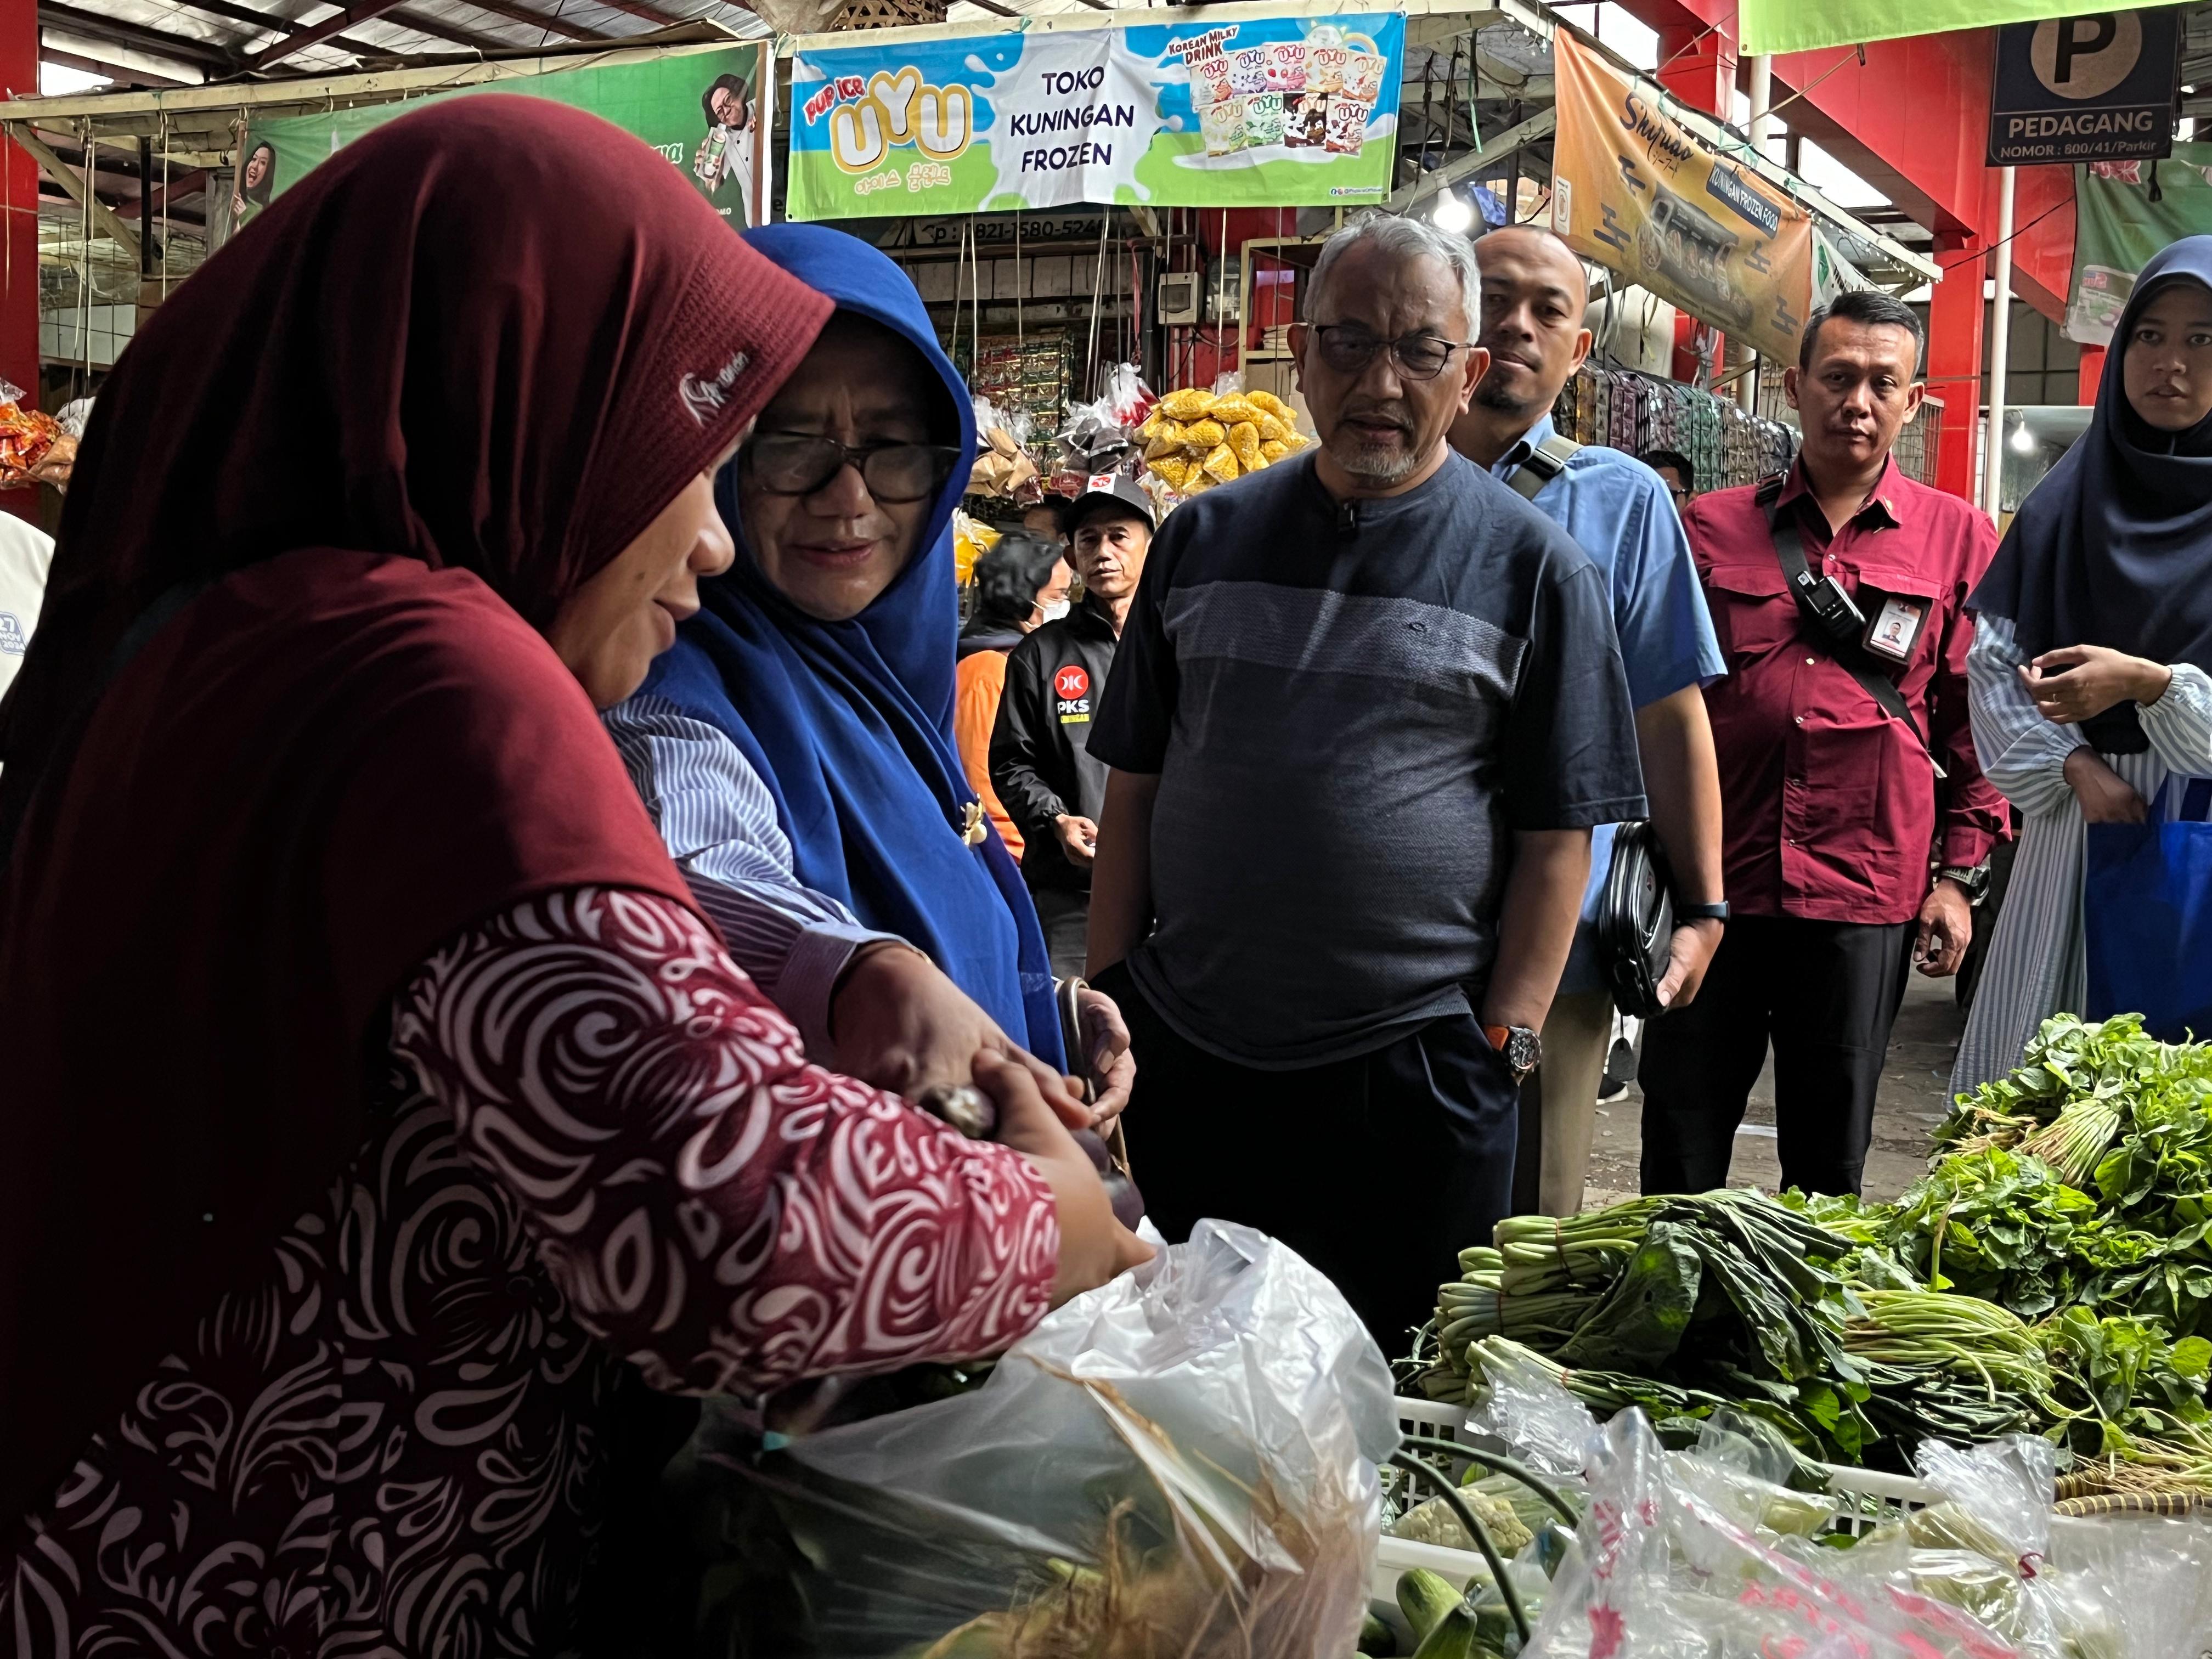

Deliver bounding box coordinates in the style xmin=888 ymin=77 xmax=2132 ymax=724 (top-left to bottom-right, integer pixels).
xmin=1953 ymin=236 xmax=2212 ymax=1090
xmin=605 ymin=223 xmax=1132 ymax=1119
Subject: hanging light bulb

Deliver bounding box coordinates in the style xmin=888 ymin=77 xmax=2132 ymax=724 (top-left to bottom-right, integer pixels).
xmin=2010 ymin=421 xmax=2036 ymax=453
xmin=1431 ymin=189 xmax=1475 ymax=235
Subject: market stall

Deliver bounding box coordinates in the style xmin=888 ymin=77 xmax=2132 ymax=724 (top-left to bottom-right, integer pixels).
xmin=761 ymin=0 xmax=1937 ymax=534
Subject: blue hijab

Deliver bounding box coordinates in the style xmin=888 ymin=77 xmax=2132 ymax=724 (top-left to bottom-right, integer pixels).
xmin=637 ymin=224 xmax=1064 ymax=1069
xmin=1972 ymin=236 xmax=2212 ymax=754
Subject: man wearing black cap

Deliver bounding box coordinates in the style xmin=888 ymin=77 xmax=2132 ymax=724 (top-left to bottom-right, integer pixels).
xmin=991 ymin=476 xmax=1154 ymax=978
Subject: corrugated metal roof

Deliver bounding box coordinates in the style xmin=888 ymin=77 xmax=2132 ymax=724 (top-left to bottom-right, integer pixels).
xmin=38 ymin=0 xmax=766 ymax=88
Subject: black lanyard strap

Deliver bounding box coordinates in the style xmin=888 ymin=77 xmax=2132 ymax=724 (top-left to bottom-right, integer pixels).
xmin=1758 ymin=483 xmax=1946 ymax=781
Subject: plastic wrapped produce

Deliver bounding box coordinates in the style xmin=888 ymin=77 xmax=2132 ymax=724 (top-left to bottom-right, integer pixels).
xmin=686 ymin=1222 xmax=1396 ymax=1658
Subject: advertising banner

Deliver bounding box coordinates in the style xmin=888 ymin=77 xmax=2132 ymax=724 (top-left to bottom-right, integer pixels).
xmin=1741 ymin=0 xmax=2190 ymax=58
xmin=783 ymin=10 xmax=1404 ymax=220
xmin=1548 ymin=30 xmax=1813 ymax=363
xmin=2066 ymin=143 xmax=2212 ymax=345
xmin=1987 ymin=10 xmax=2178 ymax=167
xmin=233 ymin=44 xmax=771 ymax=239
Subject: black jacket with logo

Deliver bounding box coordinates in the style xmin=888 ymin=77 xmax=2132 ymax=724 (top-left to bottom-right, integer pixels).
xmin=990 ymin=598 xmax=1119 ymax=894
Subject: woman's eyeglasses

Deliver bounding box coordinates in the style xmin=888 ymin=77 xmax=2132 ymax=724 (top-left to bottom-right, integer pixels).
xmin=1309 ymin=324 xmax=1471 ymax=382
xmin=744 ymin=434 xmax=961 ymax=503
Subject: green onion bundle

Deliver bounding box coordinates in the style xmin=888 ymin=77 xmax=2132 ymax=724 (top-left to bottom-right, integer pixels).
xmin=1844 ymin=1290 xmax=2053 ymax=1400
xmin=2018 ymin=1096 xmax=2125 ymax=1191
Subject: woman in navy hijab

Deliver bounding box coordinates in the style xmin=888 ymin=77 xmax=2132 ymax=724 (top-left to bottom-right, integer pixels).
xmin=1953 ymin=236 xmax=2212 ymax=1090
xmin=604 ymin=224 xmax=1133 ymax=1120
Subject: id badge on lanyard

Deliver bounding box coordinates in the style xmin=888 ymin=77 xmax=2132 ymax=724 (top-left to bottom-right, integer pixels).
xmin=1861 ymin=595 xmax=1927 ymax=666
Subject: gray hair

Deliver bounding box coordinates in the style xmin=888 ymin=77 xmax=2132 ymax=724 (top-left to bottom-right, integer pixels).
xmin=1306 ymin=210 xmax=1481 ymax=329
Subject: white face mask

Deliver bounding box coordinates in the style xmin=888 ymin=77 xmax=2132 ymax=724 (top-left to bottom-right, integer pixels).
xmin=1037 ymin=599 xmax=1072 ymax=623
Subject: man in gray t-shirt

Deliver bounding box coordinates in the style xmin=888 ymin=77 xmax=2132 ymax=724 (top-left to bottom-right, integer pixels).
xmin=1086 ymin=213 xmax=1644 ymax=1348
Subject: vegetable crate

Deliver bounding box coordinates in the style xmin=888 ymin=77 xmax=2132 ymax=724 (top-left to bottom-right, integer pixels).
xmin=1376 ymin=1399 xmax=1936 ymax=1605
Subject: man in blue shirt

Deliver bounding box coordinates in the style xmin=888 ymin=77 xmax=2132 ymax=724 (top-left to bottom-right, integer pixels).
xmin=1450 ymin=225 xmax=1729 ymax=1216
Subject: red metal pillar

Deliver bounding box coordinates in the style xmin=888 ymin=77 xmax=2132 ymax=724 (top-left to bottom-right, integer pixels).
xmin=1656 ymin=22 xmax=1733 ymax=385
xmin=1655 ymin=21 xmax=1733 ymax=116
xmin=2077 ymin=344 xmax=2106 ymax=405
xmin=1927 ymin=229 xmax=1985 ymax=501
xmin=0 ymin=0 xmax=38 ymax=523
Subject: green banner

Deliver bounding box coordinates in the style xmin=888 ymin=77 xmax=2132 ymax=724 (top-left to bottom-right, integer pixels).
xmin=786 ymin=12 xmax=1405 ymax=221
xmin=2067 ymin=144 xmax=2212 ymax=344
xmin=1740 ymin=0 xmax=2191 ymax=58
xmin=227 ymin=43 xmax=770 ymax=242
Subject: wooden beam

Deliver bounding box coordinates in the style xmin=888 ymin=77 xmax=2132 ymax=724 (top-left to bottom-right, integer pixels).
xmin=0 ymin=30 xmax=747 ymax=128
xmin=117 ymin=165 xmax=208 ymax=217
xmin=8 ymin=121 xmax=139 ymax=263
xmin=1386 ymin=104 xmax=1554 ymax=211
xmin=244 ymin=0 xmax=413 ymax=68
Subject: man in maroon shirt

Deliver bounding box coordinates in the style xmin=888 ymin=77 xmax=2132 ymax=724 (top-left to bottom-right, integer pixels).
xmin=1638 ymin=290 xmax=2005 ymax=1196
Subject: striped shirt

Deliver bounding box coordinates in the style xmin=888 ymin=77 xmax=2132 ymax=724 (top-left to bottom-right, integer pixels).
xmin=602 ymin=692 xmax=899 ymax=1058
xmin=1950 ymin=614 xmax=2212 ymax=1093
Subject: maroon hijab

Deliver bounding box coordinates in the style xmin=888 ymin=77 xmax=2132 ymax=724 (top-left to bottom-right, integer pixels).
xmin=0 ymin=98 xmax=832 ymax=1526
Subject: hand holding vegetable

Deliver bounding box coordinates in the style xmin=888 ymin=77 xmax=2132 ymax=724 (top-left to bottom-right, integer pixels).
xmin=2063 ymin=748 xmax=2148 ymax=824
xmin=832 ymin=941 xmax=1091 ymax=1128
xmin=1075 ymin=984 xmax=1134 ymax=1125
xmin=2023 ymin=644 xmax=2172 ymax=724
xmin=980 ymin=1050 xmax=1153 ymax=1304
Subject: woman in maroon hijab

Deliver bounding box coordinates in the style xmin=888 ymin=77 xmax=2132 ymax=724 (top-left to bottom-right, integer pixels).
xmin=0 ymin=100 xmax=1135 ymax=1654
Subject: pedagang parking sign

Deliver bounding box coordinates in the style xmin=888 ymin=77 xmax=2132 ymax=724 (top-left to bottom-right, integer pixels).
xmin=1986 ymin=10 xmax=2180 ymax=167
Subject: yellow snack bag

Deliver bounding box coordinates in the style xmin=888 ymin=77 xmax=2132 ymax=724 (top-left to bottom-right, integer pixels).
xmin=1209 ymin=396 xmax=1262 ymax=426
xmin=1184 ymin=419 xmax=1227 ymax=449
xmin=1150 ymin=454 xmax=1190 ymax=489
xmin=1228 ymin=421 xmax=1263 ymax=470
xmin=1201 ymin=442 xmax=1240 ymax=482
xmin=1255 ymin=412 xmax=1290 ymax=444
xmin=1144 ymin=422 xmax=1187 ymax=460
xmin=1259 ymin=439 xmax=1289 ymax=462
xmin=1248 ymin=390 xmax=1291 ymax=419
xmin=1159 ymin=387 xmax=1212 ymax=421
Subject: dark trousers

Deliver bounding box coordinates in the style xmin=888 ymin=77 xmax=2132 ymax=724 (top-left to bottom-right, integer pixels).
xmin=1029 ymin=884 xmax=1091 ymax=981
xmin=1092 ymin=962 xmax=1518 ymax=1356
xmin=1637 ymin=914 xmax=1915 ymax=1197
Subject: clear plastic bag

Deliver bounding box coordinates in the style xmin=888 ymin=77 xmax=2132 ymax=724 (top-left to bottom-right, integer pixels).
xmin=1832 ymin=1437 xmax=2212 ymax=1659
xmin=685 ymin=1221 xmax=1396 ymax=1658
xmin=1465 ymin=1340 xmax=1600 ymax=1477
xmin=1526 ymin=1410 xmax=2025 ymax=1659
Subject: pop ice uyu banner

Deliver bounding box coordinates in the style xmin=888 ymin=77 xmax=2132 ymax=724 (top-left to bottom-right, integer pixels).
xmin=783 ymin=10 xmax=1406 ymax=219
xmin=1548 ymin=30 xmax=1815 ymax=365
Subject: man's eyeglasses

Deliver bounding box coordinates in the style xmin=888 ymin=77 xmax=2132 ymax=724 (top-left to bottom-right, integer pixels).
xmin=743 ymin=433 xmax=961 ymax=503
xmin=1308 ymin=324 xmax=1471 ymax=382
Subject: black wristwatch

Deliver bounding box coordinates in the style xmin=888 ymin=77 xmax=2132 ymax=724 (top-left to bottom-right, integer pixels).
xmin=1483 ymin=1023 xmax=1543 ymax=1082
xmin=1938 ymin=862 xmax=1991 ymax=904
xmin=1674 ymin=899 xmax=1731 ymax=923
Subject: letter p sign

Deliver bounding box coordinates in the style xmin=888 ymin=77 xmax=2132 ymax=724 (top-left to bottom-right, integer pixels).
xmin=2029 ymin=12 xmax=2141 ymax=101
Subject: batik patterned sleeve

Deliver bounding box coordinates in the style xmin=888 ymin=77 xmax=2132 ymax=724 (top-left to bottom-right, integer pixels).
xmin=389 ymin=886 xmax=1059 ymax=1395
